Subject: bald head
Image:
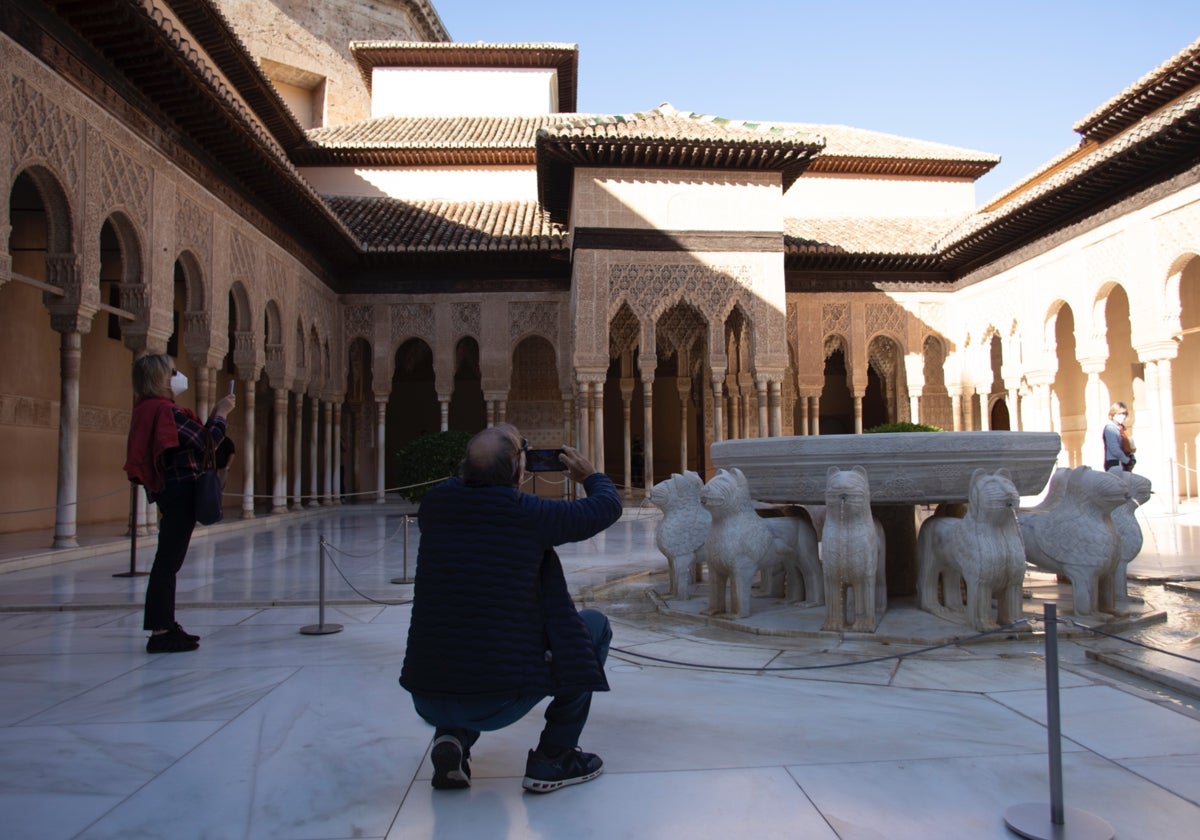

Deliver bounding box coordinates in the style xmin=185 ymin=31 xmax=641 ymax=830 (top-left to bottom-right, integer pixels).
xmin=461 ymin=424 xmax=523 ymax=487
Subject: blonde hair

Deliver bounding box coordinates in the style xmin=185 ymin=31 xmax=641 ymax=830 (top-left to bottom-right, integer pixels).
xmin=1108 ymin=401 xmax=1129 ymax=420
xmin=132 ymin=354 xmax=174 ymax=400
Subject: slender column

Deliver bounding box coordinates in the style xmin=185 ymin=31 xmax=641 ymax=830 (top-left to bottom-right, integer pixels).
xmin=811 ymin=395 xmax=821 ymax=435
xmin=853 ymin=392 xmax=864 ymax=434
xmin=711 ymin=378 xmax=724 ymax=443
xmin=728 ymin=389 xmax=740 ymax=439
xmin=978 ymin=391 xmax=991 ymax=431
xmin=375 ymin=398 xmax=387 ymax=503
xmin=290 ymin=394 xmax=304 ymax=509
xmin=1080 ymin=363 xmax=1105 ymax=454
xmin=322 ymin=400 xmax=334 ymax=506
xmin=949 ymin=389 xmax=964 ymax=431
xmin=756 ymin=378 xmax=769 ymax=437
xmin=53 ymin=330 xmax=82 ymax=547
xmin=678 ymin=379 xmax=690 ymax=473
xmin=620 ymin=380 xmax=634 ymax=499
xmin=332 ymin=403 xmax=343 ymax=505
xmin=769 ymin=380 xmax=782 ymax=437
xmin=271 ymin=388 xmax=288 ymax=513
xmin=1153 ymin=358 xmax=1179 ymax=511
xmin=1007 ymin=385 xmax=1021 ymax=430
xmin=909 ymin=393 xmax=921 ymax=426
xmin=308 ymin=397 xmax=320 ymax=507
xmin=577 ymin=379 xmax=590 ymax=460
xmin=800 ymin=392 xmax=810 ymax=435
xmin=486 ymin=400 xmax=496 ymax=428
xmin=497 ymin=399 xmax=507 ymax=424
xmin=592 ymin=381 xmax=605 ymax=473
xmin=240 ymin=382 xmax=256 ymax=519
xmin=561 ymin=396 xmax=573 ymax=448
xmin=439 ymin=397 xmax=449 ymax=432
xmin=641 ymin=373 xmax=655 ymax=490
xmin=196 ymin=367 xmax=213 ymax=427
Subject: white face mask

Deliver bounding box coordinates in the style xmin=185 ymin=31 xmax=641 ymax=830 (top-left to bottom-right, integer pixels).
xmin=170 ymin=370 xmax=189 ymax=396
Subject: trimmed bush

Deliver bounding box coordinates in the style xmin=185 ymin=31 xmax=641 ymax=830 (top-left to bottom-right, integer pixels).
xmin=864 ymin=421 xmax=944 ymax=434
xmin=394 ymin=430 xmax=471 ymax=502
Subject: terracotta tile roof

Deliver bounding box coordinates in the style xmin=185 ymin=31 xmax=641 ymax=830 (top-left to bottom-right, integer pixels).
xmin=936 ymin=84 xmax=1200 ymax=264
xmin=787 ymin=123 xmax=998 ymax=177
xmin=348 ymin=41 xmax=577 ymax=111
xmin=326 ymin=197 xmax=567 ymax=253
xmin=295 ymin=115 xmax=559 ymax=165
xmin=1074 ymin=36 xmax=1200 ymax=143
xmin=536 ymin=104 xmax=827 ymax=221
xmin=785 ymin=216 xmax=962 ymax=255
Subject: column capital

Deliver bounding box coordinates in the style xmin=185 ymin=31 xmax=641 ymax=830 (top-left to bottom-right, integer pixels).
xmin=1136 ymin=341 xmax=1180 ymax=363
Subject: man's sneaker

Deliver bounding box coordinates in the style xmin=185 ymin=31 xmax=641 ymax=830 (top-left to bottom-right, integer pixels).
xmin=146 ymin=628 xmax=199 ymax=653
xmin=522 ymin=746 xmax=603 ymax=793
xmin=430 ymin=735 xmax=471 ymax=790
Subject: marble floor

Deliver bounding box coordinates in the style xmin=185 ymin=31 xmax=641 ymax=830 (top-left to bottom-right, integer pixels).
xmin=2 ymin=500 xmax=1200 ymax=839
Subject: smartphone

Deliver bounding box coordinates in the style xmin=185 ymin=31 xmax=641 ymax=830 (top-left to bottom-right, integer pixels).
xmin=525 ymin=448 xmax=566 ymax=472
xmin=229 ymin=381 xmax=236 ymax=396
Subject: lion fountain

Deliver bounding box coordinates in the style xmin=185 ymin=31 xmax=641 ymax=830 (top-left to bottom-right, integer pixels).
xmin=821 ymin=466 xmax=887 ymax=632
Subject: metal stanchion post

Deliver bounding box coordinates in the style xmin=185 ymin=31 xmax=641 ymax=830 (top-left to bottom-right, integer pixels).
xmin=114 ymin=482 xmax=149 ymax=578
xmin=391 ymin=514 xmax=413 ymax=584
xmin=300 ymin=535 xmax=343 ymax=635
xmin=1004 ymin=602 xmax=1113 ymax=839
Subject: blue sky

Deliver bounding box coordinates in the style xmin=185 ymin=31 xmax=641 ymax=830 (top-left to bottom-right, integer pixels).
xmin=432 ymin=0 xmax=1200 ymax=206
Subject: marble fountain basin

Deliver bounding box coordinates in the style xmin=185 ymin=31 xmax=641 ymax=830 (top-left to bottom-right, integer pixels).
xmin=710 ymin=431 xmax=1062 ymax=506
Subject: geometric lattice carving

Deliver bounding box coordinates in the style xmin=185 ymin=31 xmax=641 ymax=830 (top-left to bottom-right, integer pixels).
xmin=866 ymin=302 xmax=905 ymax=338
xmin=609 ymin=304 xmax=640 ymax=357
xmin=230 ymin=231 xmax=255 ymax=280
xmin=98 ymin=138 xmax=150 ymax=231
xmin=452 ymin=302 xmax=480 ymax=339
xmin=390 ymin=303 xmax=435 ymax=346
xmin=510 ymin=301 xmax=558 ymax=345
xmin=176 ymin=194 xmax=212 ymax=256
xmin=823 ymin=303 xmax=850 ymax=336
xmin=344 ymin=305 xmax=372 ymax=341
xmin=11 ymin=77 xmax=82 ymax=185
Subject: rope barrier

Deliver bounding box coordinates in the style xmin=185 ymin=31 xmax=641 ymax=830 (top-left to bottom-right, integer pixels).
xmin=0 ymin=486 xmax=129 ymax=516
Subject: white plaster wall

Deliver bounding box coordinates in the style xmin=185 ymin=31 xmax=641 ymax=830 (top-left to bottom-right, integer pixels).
xmin=301 ymin=166 xmax=538 ymax=200
xmin=785 ymin=173 xmax=977 ymax=218
xmin=572 ymin=169 xmax=783 ymax=231
xmin=372 ymin=68 xmax=557 ymax=117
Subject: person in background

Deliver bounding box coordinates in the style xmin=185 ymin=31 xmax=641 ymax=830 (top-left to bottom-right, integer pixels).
xmin=124 ymin=355 xmax=236 ymax=653
xmin=1102 ymin=401 xmax=1136 ymax=472
xmin=400 ymin=423 xmax=622 ymax=793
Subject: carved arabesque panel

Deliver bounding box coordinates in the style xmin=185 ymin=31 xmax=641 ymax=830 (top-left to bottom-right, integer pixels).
xmin=344 ymin=305 xmax=372 ymax=342
xmin=391 ymin=303 xmax=435 ymax=348
xmin=452 ymin=302 xmax=481 ymax=340
xmin=510 ymin=301 xmax=558 ymax=345
xmin=97 ymin=137 xmax=150 ymax=231
xmin=11 ymin=77 xmax=82 ymax=185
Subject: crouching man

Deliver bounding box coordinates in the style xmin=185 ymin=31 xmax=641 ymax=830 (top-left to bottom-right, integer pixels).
xmin=400 ymin=424 xmax=622 ymax=792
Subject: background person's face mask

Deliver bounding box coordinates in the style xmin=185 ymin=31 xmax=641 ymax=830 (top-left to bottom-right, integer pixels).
xmin=170 ymin=370 xmax=189 ymax=396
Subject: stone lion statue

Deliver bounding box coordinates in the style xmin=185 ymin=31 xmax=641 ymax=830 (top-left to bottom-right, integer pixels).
xmin=1018 ymin=466 xmax=1129 ymax=615
xmin=1108 ymin=469 xmax=1152 ymax=600
xmin=647 ymin=470 xmax=710 ymax=600
xmin=820 ymin=466 xmax=886 ymax=632
xmin=699 ymin=468 xmax=804 ymax=618
xmin=917 ymin=468 xmax=1026 ymax=631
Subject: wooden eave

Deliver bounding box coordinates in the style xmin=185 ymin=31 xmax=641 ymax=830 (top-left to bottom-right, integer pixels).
xmin=1074 ymin=38 xmax=1200 ymax=143
xmin=291 ymin=146 xmax=535 ymax=167
xmin=805 ymin=155 xmax=996 ymax=179
xmin=17 ymin=0 xmax=361 ymax=276
xmin=536 ymin=134 xmax=822 ymax=224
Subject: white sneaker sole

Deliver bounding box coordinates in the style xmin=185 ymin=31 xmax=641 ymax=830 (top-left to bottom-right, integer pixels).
xmin=522 ymin=766 xmax=602 ymax=793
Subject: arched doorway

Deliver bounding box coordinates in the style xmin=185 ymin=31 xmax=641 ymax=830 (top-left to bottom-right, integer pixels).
xmin=387 ymin=338 xmax=439 ymax=488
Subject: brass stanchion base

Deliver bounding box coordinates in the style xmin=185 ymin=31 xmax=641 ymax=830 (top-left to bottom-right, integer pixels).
xmin=390 ymin=577 xmax=413 ymax=584
xmin=299 ymin=623 xmax=343 ymax=635
xmin=112 ymin=571 xmax=149 ymax=578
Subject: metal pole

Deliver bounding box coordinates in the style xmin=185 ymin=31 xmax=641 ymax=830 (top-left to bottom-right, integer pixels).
xmin=114 ymin=483 xmax=148 ymax=578
xmin=300 ymin=535 xmax=343 ymax=635
xmin=391 ymin=514 xmax=414 ymax=584
xmin=1003 ymin=602 xmax=1113 ymax=839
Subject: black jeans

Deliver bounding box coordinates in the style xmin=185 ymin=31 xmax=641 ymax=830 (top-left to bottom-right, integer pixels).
xmin=143 ymin=479 xmax=197 ymax=631
xmin=412 ymin=609 xmax=612 ymax=752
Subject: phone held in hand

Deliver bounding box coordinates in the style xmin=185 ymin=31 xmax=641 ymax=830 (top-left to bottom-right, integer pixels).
xmin=525 ymin=448 xmax=566 ymax=472
xmin=229 ymin=381 xmax=236 ymax=396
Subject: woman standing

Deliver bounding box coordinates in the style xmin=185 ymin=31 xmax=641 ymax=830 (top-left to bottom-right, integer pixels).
xmin=124 ymin=354 xmax=236 ymax=653
xmin=1102 ymin=401 xmax=1136 ymax=473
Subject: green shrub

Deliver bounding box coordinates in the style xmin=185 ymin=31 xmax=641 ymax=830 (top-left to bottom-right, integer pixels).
xmin=864 ymin=421 xmax=944 ymax=434
xmin=394 ymin=430 xmax=471 ymax=502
